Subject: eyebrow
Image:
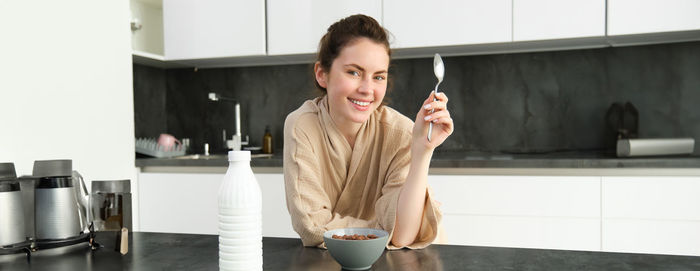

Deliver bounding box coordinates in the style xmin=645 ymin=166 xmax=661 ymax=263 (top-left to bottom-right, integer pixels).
xmin=344 ymin=64 xmax=388 ymax=74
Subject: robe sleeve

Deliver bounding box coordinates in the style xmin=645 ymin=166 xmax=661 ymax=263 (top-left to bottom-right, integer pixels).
xmin=374 ymin=129 xmax=443 ymax=250
xmin=283 ymin=117 xmax=375 ymax=248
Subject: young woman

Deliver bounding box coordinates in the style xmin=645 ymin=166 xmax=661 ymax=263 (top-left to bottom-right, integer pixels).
xmin=283 ymin=14 xmax=453 ymax=249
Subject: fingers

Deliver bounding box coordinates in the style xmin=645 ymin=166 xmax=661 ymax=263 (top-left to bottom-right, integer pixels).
xmin=427 ymin=113 xmax=454 ymax=137
xmin=423 ymin=108 xmax=451 ymax=123
xmin=421 ymin=94 xmax=433 ymax=107
xmin=428 ymin=91 xmax=449 ymax=103
xmin=433 ymin=116 xmax=454 ymax=132
xmin=423 ymin=92 xmax=449 ymax=112
xmin=416 ymin=91 xmax=451 ymax=130
xmin=432 ymin=91 xmax=448 ymax=103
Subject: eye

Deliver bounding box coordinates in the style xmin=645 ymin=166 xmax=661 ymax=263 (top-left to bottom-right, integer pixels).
xmin=348 ymin=70 xmax=360 ymax=77
xmin=374 ymin=75 xmax=386 ymax=81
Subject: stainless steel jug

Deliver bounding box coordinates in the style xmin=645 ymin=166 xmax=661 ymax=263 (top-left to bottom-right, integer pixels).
xmin=32 ymin=160 xmax=90 ymax=240
xmin=0 ymin=163 xmax=26 ymax=246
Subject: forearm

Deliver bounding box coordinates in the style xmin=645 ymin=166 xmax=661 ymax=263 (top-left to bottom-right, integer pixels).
xmin=392 ymin=148 xmax=433 ymax=247
xmin=293 ymin=209 xmax=373 ymax=247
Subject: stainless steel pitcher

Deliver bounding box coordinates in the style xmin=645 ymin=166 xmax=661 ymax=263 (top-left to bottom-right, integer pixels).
xmin=0 ymin=163 xmax=26 ymax=246
xmin=32 ymin=160 xmax=90 ymax=240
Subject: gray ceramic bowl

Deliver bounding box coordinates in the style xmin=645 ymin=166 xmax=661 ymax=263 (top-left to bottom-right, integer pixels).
xmin=323 ymin=228 xmax=389 ymax=270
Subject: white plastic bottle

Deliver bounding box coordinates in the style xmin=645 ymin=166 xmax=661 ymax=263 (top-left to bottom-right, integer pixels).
xmin=218 ymin=151 xmax=262 ymax=271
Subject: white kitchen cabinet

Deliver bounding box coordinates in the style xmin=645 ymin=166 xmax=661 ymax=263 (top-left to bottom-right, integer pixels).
xmin=601 ymin=176 xmax=700 ymax=256
xmin=257 ymin=174 xmax=298 ymax=238
xmin=139 ymin=172 xmax=220 ymax=234
xmin=130 ymin=0 xmax=164 ymax=56
xmin=442 ymin=215 xmax=600 ymax=251
xmin=138 ymin=172 xmax=296 ymax=238
xmin=131 ymin=0 xmax=180 ymax=68
xmin=608 ymin=0 xmax=700 ymax=35
xmin=163 ymin=0 xmax=266 ymax=60
xmin=513 ymin=0 xmax=605 ymax=41
xmin=266 ymin=0 xmax=382 ymax=55
xmin=428 ymin=175 xmax=601 ymax=251
xmin=136 ymin=0 xmax=700 ymax=67
xmin=136 ymin=170 xmax=700 ymax=256
xmin=603 ymin=219 xmax=700 ymax=256
xmin=383 ymin=0 xmax=512 ymax=49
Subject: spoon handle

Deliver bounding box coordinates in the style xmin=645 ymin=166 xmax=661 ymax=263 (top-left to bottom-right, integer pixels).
xmin=427 ymin=84 xmax=440 ymax=142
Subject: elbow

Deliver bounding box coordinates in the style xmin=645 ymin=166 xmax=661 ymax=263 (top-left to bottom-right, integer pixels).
xmin=300 ymin=236 xmax=323 ymax=248
xmin=390 ymin=233 xmax=414 ymax=248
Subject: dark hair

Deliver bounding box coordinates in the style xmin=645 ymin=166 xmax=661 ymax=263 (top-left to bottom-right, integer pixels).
xmin=314 ymin=14 xmax=392 ymax=95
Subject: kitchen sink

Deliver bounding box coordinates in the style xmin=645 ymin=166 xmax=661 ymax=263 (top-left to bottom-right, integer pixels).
xmin=172 ymin=153 xmax=274 ymax=160
xmin=172 ymin=154 xmax=228 ymax=160
xmin=463 ymin=154 xmax=514 ymax=160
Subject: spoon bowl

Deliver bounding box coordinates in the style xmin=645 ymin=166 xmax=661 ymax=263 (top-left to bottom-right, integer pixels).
xmin=433 ymin=54 xmax=444 ymax=86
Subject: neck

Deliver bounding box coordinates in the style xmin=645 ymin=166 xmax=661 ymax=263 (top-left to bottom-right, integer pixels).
xmin=328 ymin=105 xmax=362 ymax=149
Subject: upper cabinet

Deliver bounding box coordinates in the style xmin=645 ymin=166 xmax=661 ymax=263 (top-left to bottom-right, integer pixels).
xmin=133 ymin=0 xmax=700 ymax=68
xmin=163 ymin=0 xmax=266 ymax=60
xmin=608 ymin=0 xmax=700 ymax=35
xmin=513 ymin=0 xmax=605 ymax=41
xmin=130 ymin=0 xmax=164 ymax=56
xmin=383 ymin=0 xmax=511 ymax=48
xmin=266 ymin=0 xmax=382 ymax=55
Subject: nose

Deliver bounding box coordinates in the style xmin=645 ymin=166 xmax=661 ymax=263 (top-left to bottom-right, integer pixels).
xmin=358 ymin=77 xmax=373 ymax=94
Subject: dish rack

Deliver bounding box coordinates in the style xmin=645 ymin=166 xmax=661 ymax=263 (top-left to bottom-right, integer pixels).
xmin=135 ymin=138 xmax=185 ymax=158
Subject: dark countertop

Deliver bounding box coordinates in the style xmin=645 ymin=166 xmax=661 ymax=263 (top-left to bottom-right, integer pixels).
xmin=2 ymin=232 xmax=699 ymax=270
xmin=135 ymin=150 xmax=700 ymax=169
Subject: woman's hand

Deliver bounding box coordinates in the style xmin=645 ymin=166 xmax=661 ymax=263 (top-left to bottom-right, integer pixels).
xmin=412 ymin=91 xmax=454 ymax=154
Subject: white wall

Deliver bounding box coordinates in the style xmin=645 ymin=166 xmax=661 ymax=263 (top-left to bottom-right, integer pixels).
xmin=0 ymin=1 xmax=138 ymax=226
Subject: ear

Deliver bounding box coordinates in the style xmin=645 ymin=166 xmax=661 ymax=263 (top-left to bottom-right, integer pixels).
xmin=314 ymin=62 xmax=328 ymax=88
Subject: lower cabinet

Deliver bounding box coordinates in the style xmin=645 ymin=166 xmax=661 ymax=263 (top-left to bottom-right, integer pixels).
xmin=428 ymin=175 xmax=700 ymax=256
xmin=428 ymin=175 xmax=601 ymax=251
xmin=138 ymin=172 xmax=296 ymax=238
xmin=601 ymin=176 xmax=700 ymax=256
xmin=137 ymin=171 xmax=700 ymax=256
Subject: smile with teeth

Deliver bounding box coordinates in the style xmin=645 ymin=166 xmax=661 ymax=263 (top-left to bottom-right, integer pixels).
xmin=349 ymin=99 xmax=371 ymax=106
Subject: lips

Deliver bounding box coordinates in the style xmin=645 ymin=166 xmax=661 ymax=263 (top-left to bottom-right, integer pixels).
xmin=349 ymin=98 xmax=371 ymax=106
xmin=348 ymin=98 xmax=372 ymax=111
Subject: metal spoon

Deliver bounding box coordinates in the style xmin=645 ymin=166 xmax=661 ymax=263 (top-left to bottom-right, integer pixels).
xmin=428 ymin=53 xmax=444 ymax=142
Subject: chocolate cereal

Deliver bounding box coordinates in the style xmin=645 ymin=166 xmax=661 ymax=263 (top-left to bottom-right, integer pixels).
xmin=331 ymin=234 xmax=379 ymax=240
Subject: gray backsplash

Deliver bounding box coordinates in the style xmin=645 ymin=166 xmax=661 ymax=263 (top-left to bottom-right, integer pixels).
xmin=133 ymin=41 xmax=700 ymax=155
xmin=133 ymin=64 xmax=167 ymax=139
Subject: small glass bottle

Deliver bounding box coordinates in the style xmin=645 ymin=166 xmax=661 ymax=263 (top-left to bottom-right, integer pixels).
xmin=262 ymin=126 xmax=273 ymax=154
xmin=218 ymin=151 xmax=262 ymax=271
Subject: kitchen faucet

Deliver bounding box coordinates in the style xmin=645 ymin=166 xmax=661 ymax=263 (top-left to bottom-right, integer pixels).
xmin=208 ymin=92 xmax=248 ymax=151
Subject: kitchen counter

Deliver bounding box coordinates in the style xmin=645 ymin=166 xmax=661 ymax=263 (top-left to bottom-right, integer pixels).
xmin=135 ymin=151 xmax=700 ymax=175
xmin=2 ymin=232 xmax=699 ymax=270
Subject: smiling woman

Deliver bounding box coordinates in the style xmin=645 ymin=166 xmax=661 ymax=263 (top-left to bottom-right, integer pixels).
xmin=283 ymin=14 xmax=454 ymax=250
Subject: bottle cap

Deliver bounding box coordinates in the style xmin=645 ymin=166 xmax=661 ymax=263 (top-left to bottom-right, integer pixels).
xmin=228 ymin=150 xmax=251 ymax=161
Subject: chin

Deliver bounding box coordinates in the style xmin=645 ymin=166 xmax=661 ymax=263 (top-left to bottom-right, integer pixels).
xmin=345 ymin=103 xmax=377 ymax=123
xmin=350 ymin=113 xmax=372 ymax=123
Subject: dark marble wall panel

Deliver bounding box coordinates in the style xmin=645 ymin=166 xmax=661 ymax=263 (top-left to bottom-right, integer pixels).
xmin=388 ymin=41 xmax=700 ymax=154
xmin=164 ymin=65 xmax=315 ymax=154
xmin=133 ymin=64 xmax=167 ymax=138
xmin=133 ymin=41 xmax=700 ymax=155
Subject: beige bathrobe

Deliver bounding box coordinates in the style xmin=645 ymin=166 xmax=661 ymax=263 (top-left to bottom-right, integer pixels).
xmin=283 ymin=96 xmax=442 ymax=250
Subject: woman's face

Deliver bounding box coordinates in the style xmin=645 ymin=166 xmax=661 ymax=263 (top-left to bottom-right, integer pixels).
xmin=316 ymin=37 xmax=389 ymax=126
